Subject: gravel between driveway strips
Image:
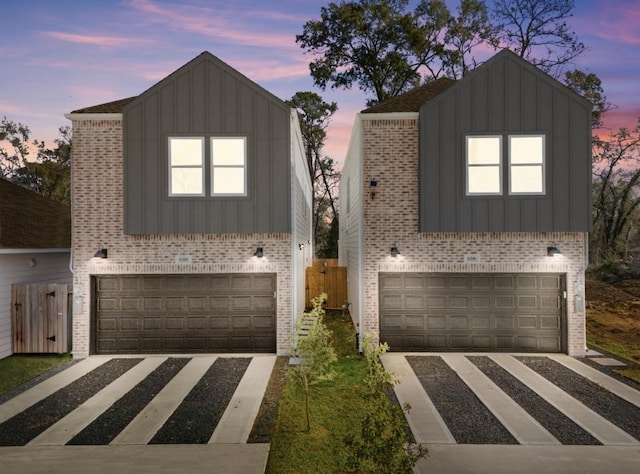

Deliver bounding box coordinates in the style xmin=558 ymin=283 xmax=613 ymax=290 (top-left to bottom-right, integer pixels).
xmin=150 ymin=357 xmax=251 ymax=444
xmin=68 ymin=357 xmax=190 ymax=445
xmin=518 ymin=356 xmax=640 ymax=441
xmin=468 ymin=356 xmax=600 ymax=445
xmin=0 ymin=358 xmax=142 ymax=446
xmin=407 ymin=355 xmax=517 ymax=444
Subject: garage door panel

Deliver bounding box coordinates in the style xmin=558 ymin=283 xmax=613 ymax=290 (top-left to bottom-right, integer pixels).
xmin=254 ymin=296 xmax=276 ymax=311
xmin=381 ymin=314 xmax=403 ymax=330
xmin=494 ymin=275 xmax=515 ymax=289
xmin=187 ymin=297 xmax=208 ymax=310
xmin=380 ymin=273 xmax=565 ymax=352
xmin=405 ymin=315 xmax=425 ymax=329
xmin=98 ymin=298 xmax=118 ymax=311
xmin=94 ymin=274 xmax=276 ymax=354
xmin=381 ymin=294 xmax=402 ymax=310
xmin=120 ymin=298 xmax=141 ymax=311
xmin=450 ymin=316 xmax=469 ymax=329
xmin=120 ymin=318 xmax=140 ymax=330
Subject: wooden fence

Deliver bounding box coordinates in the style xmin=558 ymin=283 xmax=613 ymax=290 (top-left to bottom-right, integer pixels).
xmin=12 ymin=283 xmax=70 ymax=354
xmin=305 ymin=259 xmax=348 ymax=309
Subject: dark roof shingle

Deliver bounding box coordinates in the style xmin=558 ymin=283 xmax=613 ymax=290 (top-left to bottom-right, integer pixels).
xmin=70 ymin=97 xmax=136 ymax=114
xmin=0 ymin=179 xmax=71 ymax=249
xmin=362 ymin=77 xmax=456 ymax=113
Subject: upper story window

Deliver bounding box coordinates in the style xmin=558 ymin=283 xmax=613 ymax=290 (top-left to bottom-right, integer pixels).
xmin=169 ymin=137 xmax=204 ymax=196
xmin=168 ymin=136 xmax=247 ymax=197
xmin=211 ymin=137 xmax=246 ymax=196
xmin=466 ymin=134 xmax=545 ymax=196
xmin=509 ymin=135 xmax=545 ymax=194
xmin=466 ymin=136 xmax=502 ymax=195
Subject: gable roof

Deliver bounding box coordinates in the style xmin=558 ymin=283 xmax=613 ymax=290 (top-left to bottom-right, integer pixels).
xmin=362 ymin=77 xmax=456 ymax=114
xmin=0 ymin=179 xmax=71 ymax=249
xmin=420 ymin=49 xmax=593 ymax=112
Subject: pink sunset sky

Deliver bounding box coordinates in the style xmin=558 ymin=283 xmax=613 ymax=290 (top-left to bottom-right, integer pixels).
xmin=1 ymin=0 xmax=639 ymax=166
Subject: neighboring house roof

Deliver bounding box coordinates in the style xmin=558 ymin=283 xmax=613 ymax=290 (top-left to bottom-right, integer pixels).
xmin=362 ymin=77 xmax=456 ymax=114
xmin=70 ymin=97 xmax=136 ymax=114
xmin=0 ymin=178 xmax=71 ymax=249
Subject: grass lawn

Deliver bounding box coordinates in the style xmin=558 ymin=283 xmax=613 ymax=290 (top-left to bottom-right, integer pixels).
xmin=0 ymin=353 xmax=71 ymax=396
xmin=266 ymin=310 xmax=413 ymax=473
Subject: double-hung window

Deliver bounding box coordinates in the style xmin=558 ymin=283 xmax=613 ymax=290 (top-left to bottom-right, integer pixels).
xmin=168 ymin=136 xmax=247 ymax=197
xmin=169 ymin=137 xmax=204 ymax=196
xmin=466 ymin=134 xmax=545 ymax=196
xmin=509 ymin=135 xmax=545 ymax=194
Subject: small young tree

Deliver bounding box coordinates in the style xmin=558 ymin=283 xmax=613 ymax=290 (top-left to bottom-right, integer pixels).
xmin=345 ymin=336 xmax=427 ymax=473
xmin=290 ymin=294 xmax=338 ymax=432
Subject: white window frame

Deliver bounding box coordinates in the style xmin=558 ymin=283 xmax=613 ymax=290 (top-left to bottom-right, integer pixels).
xmin=466 ymin=135 xmax=503 ymax=196
xmin=508 ymin=134 xmax=546 ymax=195
xmin=211 ymin=137 xmax=247 ymax=197
xmin=168 ymin=137 xmax=205 ymax=196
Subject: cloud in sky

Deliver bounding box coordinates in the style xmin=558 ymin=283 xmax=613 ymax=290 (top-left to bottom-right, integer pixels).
xmin=43 ymin=31 xmax=155 ymax=48
xmin=126 ymin=0 xmax=299 ymax=51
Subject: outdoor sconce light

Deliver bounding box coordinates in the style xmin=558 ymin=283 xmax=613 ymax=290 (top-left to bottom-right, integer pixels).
xmin=370 ymin=179 xmax=378 ymax=200
xmin=299 ymin=243 xmax=304 ymax=250
xmin=94 ymin=249 xmax=108 ymax=259
xmin=254 ymin=247 xmax=264 ymax=258
xmin=547 ymin=246 xmax=561 ymax=257
xmin=390 ymin=246 xmax=400 ymax=257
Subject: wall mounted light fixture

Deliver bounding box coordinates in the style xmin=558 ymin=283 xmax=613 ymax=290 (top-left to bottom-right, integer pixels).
xmin=254 ymin=247 xmax=264 ymax=258
xmin=370 ymin=179 xmax=378 ymax=200
xmin=94 ymin=249 xmax=108 ymax=259
xmin=547 ymin=246 xmax=561 ymax=257
xmin=390 ymin=246 xmax=400 ymax=257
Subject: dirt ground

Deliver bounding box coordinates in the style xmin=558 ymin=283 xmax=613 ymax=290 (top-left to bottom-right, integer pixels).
xmin=586 ymin=279 xmax=640 ymax=363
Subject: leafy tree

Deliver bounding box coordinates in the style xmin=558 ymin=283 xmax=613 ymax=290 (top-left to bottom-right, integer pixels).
xmin=345 ymin=336 xmax=427 ymax=472
xmin=564 ymin=69 xmax=611 ymax=129
xmin=0 ymin=118 xmax=71 ymax=203
xmin=591 ymin=119 xmax=640 ymax=263
xmin=297 ymin=0 xmax=453 ymax=106
xmin=491 ymin=0 xmax=585 ymax=77
xmin=290 ymin=294 xmax=338 ymax=432
xmin=287 ymin=92 xmax=341 ymax=257
xmin=443 ymin=0 xmax=500 ymax=79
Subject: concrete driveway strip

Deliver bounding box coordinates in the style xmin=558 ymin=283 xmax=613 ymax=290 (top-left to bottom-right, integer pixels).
xmin=441 ymin=354 xmax=560 ymax=445
xmin=111 ymin=356 xmax=216 ymax=445
xmin=210 ymin=355 xmax=276 ymax=444
xmin=547 ymin=354 xmax=640 ymax=407
xmin=27 ymin=357 xmax=168 ymax=447
xmin=380 ymin=354 xmax=455 ymax=444
xmin=0 ymin=356 xmax=111 ymax=424
xmin=489 ymin=354 xmax=639 ymax=446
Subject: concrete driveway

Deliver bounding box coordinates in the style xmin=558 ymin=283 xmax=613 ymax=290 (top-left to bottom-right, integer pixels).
xmin=381 ymin=353 xmax=640 ymax=473
xmin=0 ymin=354 xmax=276 ymax=473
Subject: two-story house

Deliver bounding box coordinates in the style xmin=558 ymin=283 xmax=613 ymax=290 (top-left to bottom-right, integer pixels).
xmin=339 ymin=50 xmax=592 ymax=356
xmin=66 ymin=52 xmax=312 ymax=357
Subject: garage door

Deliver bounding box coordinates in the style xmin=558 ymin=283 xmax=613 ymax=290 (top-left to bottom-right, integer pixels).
xmin=93 ymin=274 xmax=276 ymax=354
xmin=380 ymin=273 xmax=565 ymax=352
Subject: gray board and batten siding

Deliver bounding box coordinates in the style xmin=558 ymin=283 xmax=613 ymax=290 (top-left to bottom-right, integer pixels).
xmin=123 ymin=52 xmax=292 ymax=235
xmin=419 ymin=50 xmax=593 ymax=233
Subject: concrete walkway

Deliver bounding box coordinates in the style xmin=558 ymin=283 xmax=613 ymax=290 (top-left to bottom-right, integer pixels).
xmin=382 ymin=353 xmax=640 ymax=473
xmin=0 ymin=354 xmax=276 ymax=473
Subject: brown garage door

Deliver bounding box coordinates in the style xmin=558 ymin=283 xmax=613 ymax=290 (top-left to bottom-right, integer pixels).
xmin=93 ymin=274 xmax=276 ymax=354
xmin=380 ymin=273 xmax=565 ymax=352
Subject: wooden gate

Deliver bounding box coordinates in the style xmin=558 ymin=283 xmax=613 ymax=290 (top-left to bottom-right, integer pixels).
xmin=305 ymin=259 xmax=347 ymax=309
xmin=12 ymin=283 xmax=70 ymax=354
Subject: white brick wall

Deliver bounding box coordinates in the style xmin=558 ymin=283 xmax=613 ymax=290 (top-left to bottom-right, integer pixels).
xmin=69 ymin=118 xmax=294 ymax=357
xmin=359 ymin=116 xmax=588 ymax=356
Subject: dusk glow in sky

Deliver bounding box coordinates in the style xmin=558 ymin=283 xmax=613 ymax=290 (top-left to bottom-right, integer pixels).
xmin=2 ymin=0 xmax=639 ymax=164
